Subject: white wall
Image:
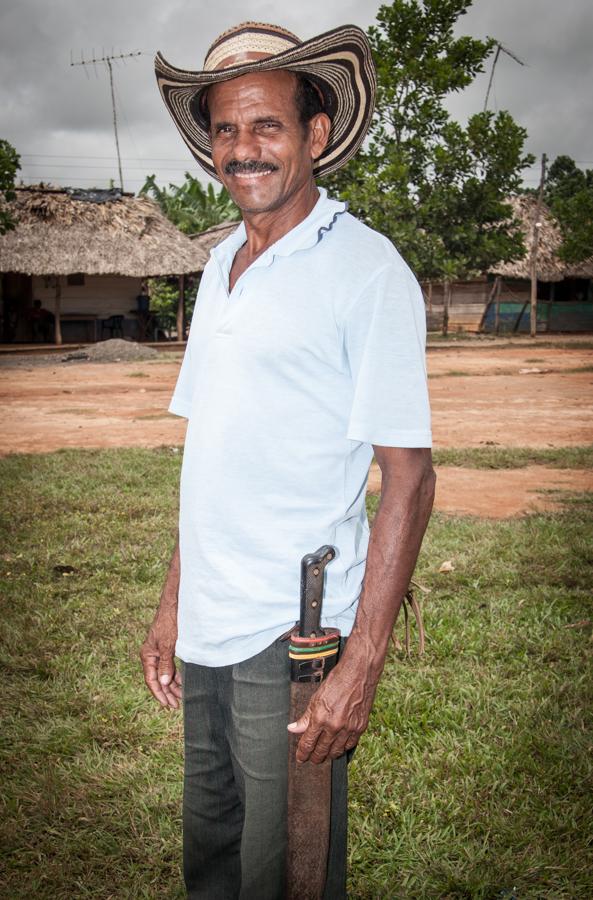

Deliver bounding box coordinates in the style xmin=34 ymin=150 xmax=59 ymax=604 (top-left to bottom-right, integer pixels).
xmin=31 ymin=274 xmax=144 ymax=341
xmin=32 ymin=274 xmax=143 ymax=316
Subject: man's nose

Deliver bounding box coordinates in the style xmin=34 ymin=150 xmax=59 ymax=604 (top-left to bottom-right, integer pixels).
xmin=231 ymin=126 xmax=261 ymax=160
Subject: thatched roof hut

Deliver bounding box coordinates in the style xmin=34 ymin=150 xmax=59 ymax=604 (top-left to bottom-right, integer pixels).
xmin=490 ymin=194 xmax=593 ymax=282
xmin=0 ymin=185 xmax=208 ymax=276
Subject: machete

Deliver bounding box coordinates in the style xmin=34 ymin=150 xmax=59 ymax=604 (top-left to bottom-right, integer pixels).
xmin=286 ymin=544 xmax=339 ymax=900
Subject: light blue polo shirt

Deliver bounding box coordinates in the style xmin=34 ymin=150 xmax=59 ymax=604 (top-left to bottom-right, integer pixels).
xmin=170 ymin=188 xmax=431 ymax=667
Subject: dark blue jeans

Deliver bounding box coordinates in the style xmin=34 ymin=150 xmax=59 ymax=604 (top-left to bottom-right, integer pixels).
xmin=182 ymin=637 xmax=348 ymax=899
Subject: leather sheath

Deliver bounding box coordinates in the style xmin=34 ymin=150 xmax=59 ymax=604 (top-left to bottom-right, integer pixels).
xmin=286 ymin=626 xmax=340 ymax=900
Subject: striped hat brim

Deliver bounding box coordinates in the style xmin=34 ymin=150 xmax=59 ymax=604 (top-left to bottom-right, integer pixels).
xmin=154 ymin=25 xmax=376 ymax=180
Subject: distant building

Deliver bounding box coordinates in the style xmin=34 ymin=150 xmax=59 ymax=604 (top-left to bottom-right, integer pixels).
xmin=0 ymin=185 xmax=207 ymax=344
xmin=423 ymin=195 xmax=593 ymax=333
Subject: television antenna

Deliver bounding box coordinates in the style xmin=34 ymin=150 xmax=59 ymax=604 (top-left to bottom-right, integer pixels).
xmin=483 ymin=42 xmax=525 ymax=112
xmin=70 ymin=49 xmax=144 ymax=191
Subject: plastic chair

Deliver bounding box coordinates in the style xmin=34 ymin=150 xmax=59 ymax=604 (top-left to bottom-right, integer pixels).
xmin=101 ymin=315 xmax=124 ymax=339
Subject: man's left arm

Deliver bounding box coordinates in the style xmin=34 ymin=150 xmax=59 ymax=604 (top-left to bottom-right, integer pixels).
xmin=288 ymin=445 xmax=436 ymax=764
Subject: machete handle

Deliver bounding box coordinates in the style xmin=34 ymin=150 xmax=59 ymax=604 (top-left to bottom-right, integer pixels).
xmin=299 ymin=545 xmax=336 ymax=638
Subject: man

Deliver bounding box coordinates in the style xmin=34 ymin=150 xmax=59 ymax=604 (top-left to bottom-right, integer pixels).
xmin=141 ymin=22 xmax=435 ymax=899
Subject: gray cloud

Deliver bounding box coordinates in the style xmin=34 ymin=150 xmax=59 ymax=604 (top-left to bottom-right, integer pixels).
xmin=1 ymin=0 xmax=590 ymax=193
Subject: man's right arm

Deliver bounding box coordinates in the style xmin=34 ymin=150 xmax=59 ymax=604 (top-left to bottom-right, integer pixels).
xmin=140 ymin=537 xmax=182 ymax=710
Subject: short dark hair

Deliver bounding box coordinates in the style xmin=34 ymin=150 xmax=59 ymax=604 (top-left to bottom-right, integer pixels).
xmin=197 ymin=71 xmax=329 ymax=133
xmin=294 ymin=73 xmax=326 ymax=130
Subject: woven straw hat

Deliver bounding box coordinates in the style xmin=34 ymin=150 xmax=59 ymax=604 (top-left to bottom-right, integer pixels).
xmin=154 ymin=22 xmax=376 ymax=179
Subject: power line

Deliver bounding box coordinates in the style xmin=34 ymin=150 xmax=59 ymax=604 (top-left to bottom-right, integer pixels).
xmin=22 ymin=163 xmax=193 ymax=171
xmin=21 ymin=153 xmax=194 ymax=162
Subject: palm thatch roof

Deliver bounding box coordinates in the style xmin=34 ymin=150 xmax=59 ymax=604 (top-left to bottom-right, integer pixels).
xmin=490 ymin=194 xmax=593 ymax=282
xmin=190 ymin=220 xmax=241 ymax=256
xmin=0 ymin=186 xmax=208 ymax=277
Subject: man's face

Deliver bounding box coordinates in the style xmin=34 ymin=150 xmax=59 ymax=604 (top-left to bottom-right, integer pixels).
xmin=208 ymin=70 xmax=329 ymax=215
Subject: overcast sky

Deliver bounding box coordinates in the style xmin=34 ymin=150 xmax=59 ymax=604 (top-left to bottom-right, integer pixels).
xmin=1 ymin=0 xmax=592 ymax=195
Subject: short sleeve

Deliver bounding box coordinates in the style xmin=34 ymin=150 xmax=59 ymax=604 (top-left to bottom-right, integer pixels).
xmin=169 ymin=305 xmax=196 ymax=419
xmin=345 ymin=261 xmax=432 ymax=447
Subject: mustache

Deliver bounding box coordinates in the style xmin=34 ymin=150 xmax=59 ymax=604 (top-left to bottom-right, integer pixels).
xmin=224 ymin=159 xmax=279 ymax=175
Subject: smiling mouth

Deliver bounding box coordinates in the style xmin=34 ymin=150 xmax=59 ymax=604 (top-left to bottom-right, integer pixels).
xmin=231 ymin=170 xmax=275 ymax=179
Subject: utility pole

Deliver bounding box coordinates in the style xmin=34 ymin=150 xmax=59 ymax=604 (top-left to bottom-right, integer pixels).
xmin=530 ymin=153 xmax=547 ymax=338
xmin=71 ymin=50 xmax=143 ymax=192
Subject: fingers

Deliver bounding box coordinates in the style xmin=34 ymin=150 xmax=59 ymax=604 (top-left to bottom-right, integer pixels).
xmin=298 ymin=727 xmax=357 ymax=764
xmin=168 ymin=676 xmax=183 ymax=700
xmin=140 ymin=645 xmax=181 ymax=710
xmin=291 ymin=695 xmax=361 ymax=763
xmin=287 ymin=709 xmax=310 ymax=735
xmin=142 ymin=651 xmax=171 ymax=708
xmin=157 ymin=653 xmax=180 ymax=709
xmin=161 ymin=678 xmax=181 ymax=709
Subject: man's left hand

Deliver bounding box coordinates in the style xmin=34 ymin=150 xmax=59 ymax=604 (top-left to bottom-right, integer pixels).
xmin=287 ymin=650 xmax=378 ymax=764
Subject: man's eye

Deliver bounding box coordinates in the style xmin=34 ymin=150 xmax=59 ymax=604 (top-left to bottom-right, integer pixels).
xmin=215 ymin=125 xmax=233 ymax=135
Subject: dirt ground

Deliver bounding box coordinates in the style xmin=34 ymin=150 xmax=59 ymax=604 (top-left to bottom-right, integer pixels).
xmin=1 ymin=341 xmax=592 ymax=517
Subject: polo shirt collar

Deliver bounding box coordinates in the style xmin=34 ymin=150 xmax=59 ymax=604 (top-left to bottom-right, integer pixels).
xmin=211 ymin=188 xmax=347 ymax=274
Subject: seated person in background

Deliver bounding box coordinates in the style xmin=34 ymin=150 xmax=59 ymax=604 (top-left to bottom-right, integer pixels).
xmin=29 ymin=300 xmax=54 ymax=342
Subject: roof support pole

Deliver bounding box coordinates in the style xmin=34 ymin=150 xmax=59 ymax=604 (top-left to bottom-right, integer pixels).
xmin=54 ymin=275 xmax=62 ymax=346
xmin=530 ymin=153 xmax=547 ymax=338
xmin=478 ymin=276 xmax=501 ymax=333
xmin=494 ymin=276 xmax=502 ymax=335
xmin=177 ymin=274 xmax=185 ymax=342
xmin=442 ymin=279 xmax=451 ymax=337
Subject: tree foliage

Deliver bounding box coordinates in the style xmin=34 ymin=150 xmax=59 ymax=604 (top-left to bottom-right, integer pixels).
xmin=139 ymin=172 xmax=239 ymax=329
xmin=322 ymin=0 xmax=534 ymax=280
xmin=139 ymin=172 xmax=238 ymax=234
xmin=545 ymin=155 xmax=593 ymax=264
xmin=0 ymin=139 xmax=21 ymax=235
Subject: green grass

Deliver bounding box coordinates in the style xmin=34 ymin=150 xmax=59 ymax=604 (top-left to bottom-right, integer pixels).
xmin=426 ymin=336 xmax=593 ymax=351
xmin=429 ymin=365 xmax=593 ymax=378
xmin=1 ymin=449 xmax=592 ymax=899
xmin=432 ymin=445 xmax=593 ymax=470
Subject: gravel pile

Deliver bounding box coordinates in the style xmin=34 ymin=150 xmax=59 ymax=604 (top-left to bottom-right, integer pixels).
xmin=63 ymin=339 xmax=159 ymax=363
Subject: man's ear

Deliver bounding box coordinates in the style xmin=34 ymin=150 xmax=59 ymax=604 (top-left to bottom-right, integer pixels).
xmin=309 ymin=112 xmax=332 ymax=161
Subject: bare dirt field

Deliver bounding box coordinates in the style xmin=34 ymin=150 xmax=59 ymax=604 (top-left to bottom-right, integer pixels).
xmin=1 ymin=340 xmax=592 ymax=517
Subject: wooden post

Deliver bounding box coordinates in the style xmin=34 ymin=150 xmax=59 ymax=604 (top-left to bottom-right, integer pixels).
xmin=54 ymin=276 xmax=62 ymax=345
xmin=177 ymin=274 xmax=185 ymax=342
xmin=427 ymin=281 xmax=433 ymax=315
xmin=530 ymin=153 xmax=547 ymax=338
xmin=546 ymin=282 xmax=555 ymax=333
xmin=494 ymin=278 xmax=502 ymax=335
xmin=442 ymin=280 xmax=450 ymax=337
xmin=478 ymin=276 xmax=500 ymax=333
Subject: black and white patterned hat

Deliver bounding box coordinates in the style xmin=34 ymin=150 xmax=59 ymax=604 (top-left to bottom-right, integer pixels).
xmin=155 ymin=22 xmax=376 ymax=179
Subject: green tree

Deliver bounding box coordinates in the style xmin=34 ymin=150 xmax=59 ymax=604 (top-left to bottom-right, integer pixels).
xmin=139 ymin=172 xmax=238 ymax=234
xmin=545 ymin=155 xmax=593 ymax=264
xmin=322 ymin=0 xmax=533 ymax=281
xmin=0 ymin=139 xmax=21 ymax=235
xmin=140 ymin=172 xmax=240 ymax=332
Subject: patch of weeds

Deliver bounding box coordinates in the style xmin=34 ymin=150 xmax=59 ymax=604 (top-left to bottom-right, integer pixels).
xmin=432 ymin=445 xmax=593 ymax=470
